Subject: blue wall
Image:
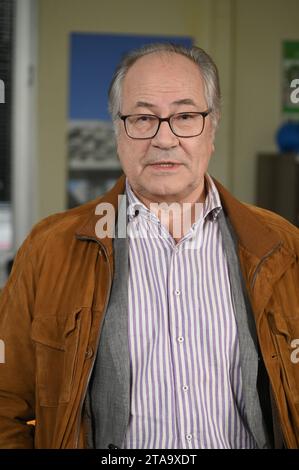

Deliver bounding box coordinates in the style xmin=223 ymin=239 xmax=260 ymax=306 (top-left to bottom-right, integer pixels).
xmin=68 ymin=33 xmax=193 ymax=121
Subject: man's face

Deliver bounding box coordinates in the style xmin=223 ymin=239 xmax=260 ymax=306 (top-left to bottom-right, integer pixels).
xmin=116 ymin=52 xmax=215 ymax=203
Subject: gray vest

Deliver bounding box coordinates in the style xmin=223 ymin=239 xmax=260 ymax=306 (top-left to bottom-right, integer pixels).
xmin=87 ymin=201 xmax=272 ymax=449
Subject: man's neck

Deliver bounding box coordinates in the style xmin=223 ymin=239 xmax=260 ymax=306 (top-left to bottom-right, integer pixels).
xmin=129 ymin=180 xmax=207 ymax=243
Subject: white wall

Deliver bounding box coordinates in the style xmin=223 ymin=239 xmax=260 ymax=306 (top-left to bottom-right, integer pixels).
xmin=232 ymin=0 xmax=299 ymax=203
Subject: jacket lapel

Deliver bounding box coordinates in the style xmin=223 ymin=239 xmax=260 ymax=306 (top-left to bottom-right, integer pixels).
xmin=213 ymin=178 xmax=296 ymax=320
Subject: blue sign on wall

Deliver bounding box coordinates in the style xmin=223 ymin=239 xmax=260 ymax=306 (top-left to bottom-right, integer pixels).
xmin=68 ymin=33 xmax=193 ymax=121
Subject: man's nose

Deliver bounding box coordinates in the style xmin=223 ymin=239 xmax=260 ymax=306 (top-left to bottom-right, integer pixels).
xmin=151 ymin=121 xmax=179 ymax=148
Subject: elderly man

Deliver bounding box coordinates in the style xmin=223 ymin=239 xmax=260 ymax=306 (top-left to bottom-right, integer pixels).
xmin=0 ymin=43 xmax=298 ymax=450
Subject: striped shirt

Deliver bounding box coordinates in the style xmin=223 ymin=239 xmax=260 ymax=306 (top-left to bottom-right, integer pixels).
xmin=122 ymin=174 xmax=257 ymax=449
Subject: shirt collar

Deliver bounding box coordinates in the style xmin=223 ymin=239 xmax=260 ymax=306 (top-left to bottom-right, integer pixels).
xmin=126 ymin=178 xmax=151 ymax=221
xmin=202 ymin=173 xmax=222 ymax=221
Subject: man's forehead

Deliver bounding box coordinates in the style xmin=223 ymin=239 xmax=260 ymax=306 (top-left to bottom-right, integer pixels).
xmin=124 ymin=51 xmax=200 ymax=79
xmin=135 ymin=98 xmax=198 ymax=108
xmin=122 ymin=52 xmax=205 ymax=104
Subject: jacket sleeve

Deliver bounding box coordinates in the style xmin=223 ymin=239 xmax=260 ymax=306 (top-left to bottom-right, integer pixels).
xmin=0 ymin=233 xmax=37 ymax=448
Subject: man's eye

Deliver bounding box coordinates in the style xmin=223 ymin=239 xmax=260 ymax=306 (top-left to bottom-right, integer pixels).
xmin=136 ymin=115 xmax=155 ymax=122
xmin=177 ymin=113 xmax=194 ymax=120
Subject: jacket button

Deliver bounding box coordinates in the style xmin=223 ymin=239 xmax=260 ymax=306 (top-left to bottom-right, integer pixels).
xmin=85 ymin=347 xmax=94 ymax=359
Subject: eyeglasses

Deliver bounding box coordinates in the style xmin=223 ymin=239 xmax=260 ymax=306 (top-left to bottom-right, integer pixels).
xmin=118 ymin=110 xmax=211 ymax=139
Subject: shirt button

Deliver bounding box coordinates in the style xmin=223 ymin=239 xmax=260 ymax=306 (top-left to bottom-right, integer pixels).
xmin=85 ymin=347 xmax=94 ymax=359
xmin=186 ymin=434 xmax=192 ymax=441
xmin=177 ymin=336 xmax=184 ymax=343
xmin=175 ymin=289 xmax=181 ymax=296
xmin=183 ymin=385 xmax=189 ymax=391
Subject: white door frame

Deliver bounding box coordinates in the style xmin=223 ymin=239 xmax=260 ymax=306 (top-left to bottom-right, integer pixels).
xmin=12 ymin=0 xmax=38 ymax=250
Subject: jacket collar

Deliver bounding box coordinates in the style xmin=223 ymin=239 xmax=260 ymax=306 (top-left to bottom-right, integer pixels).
xmin=211 ymin=179 xmax=296 ymax=317
xmin=75 ymin=172 xmax=282 ymax=260
xmin=212 ymin=178 xmax=282 ymax=258
xmin=75 ymin=174 xmax=127 ymax=255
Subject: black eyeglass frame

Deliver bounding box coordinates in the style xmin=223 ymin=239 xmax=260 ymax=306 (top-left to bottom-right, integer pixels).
xmin=118 ymin=110 xmax=211 ymax=139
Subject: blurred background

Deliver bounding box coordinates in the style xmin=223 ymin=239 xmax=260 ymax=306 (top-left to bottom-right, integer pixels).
xmin=0 ymin=0 xmax=299 ymax=286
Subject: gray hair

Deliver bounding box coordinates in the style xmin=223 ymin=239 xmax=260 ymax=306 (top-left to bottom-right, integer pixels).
xmin=108 ymin=43 xmax=221 ymax=131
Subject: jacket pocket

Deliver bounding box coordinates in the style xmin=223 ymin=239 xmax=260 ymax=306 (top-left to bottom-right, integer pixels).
xmin=31 ymin=308 xmax=81 ymax=407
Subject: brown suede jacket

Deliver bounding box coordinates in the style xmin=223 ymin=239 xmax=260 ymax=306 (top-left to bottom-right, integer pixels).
xmin=0 ymin=174 xmax=298 ymax=448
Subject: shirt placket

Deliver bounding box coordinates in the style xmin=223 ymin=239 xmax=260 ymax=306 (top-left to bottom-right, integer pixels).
xmin=168 ymin=242 xmax=197 ymax=448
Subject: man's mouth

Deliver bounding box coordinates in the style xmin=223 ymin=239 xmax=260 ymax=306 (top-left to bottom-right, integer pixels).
xmin=148 ymin=161 xmax=182 ymax=169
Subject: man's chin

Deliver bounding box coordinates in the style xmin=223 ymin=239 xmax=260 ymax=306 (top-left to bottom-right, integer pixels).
xmin=142 ymin=186 xmax=186 ymax=202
